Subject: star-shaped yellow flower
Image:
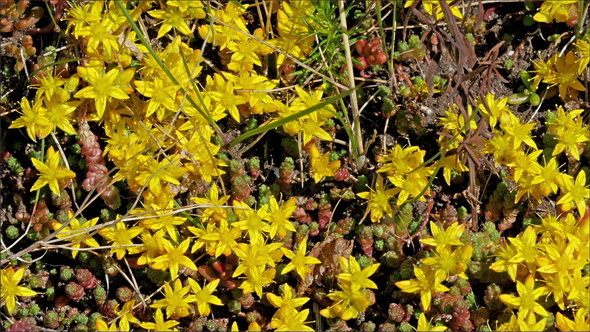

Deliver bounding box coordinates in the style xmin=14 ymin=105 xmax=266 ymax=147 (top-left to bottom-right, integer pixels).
xmin=395 ymin=265 xmax=449 ymax=311
xmin=310 ymin=144 xmax=340 ymax=183
xmin=30 ymin=146 xmax=76 ymax=194
xmin=1 ymin=267 xmax=38 ymax=314
xmin=281 ymin=237 xmax=321 ymax=280
xmin=188 ymin=278 xmax=223 ymax=316
xmin=52 ymin=211 xmax=100 ymax=259
xmin=151 ymin=238 xmax=197 ymax=280
xmin=499 ymin=274 xmax=548 ymax=319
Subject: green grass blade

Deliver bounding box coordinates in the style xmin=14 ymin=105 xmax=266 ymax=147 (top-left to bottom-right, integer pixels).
xmin=229 ymin=85 xmax=361 ymax=148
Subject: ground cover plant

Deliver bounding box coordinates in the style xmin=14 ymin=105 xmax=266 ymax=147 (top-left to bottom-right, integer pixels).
xmin=0 ymin=0 xmax=589 ymax=331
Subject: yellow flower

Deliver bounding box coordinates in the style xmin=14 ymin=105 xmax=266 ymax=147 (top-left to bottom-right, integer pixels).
xmin=489 ymin=240 xmax=521 ymax=281
xmin=281 ymin=237 xmax=321 ymax=280
xmin=404 ymin=0 xmax=463 ymax=21
xmin=232 ymin=241 xmax=283 ymax=278
xmin=337 ymin=256 xmax=380 ymax=290
xmin=98 ymin=220 xmax=143 ymax=260
xmin=190 ymin=218 xmax=242 ymax=257
xmin=266 ymin=197 xmax=297 ymax=238
xmin=502 ymin=118 xmax=538 ymax=150
xmin=499 ymin=274 xmax=548 ymax=319
xmin=272 ymin=307 xmax=315 ymax=331
xmin=151 ymin=238 xmax=197 ymax=280
xmin=415 ymin=313 xmax=447 ymax=332
xmin=139 ymin=308 xmax=179 ymax=331
xmin=395 ymin=265 xmax=449 ymax=311
xmin=52 ymin=211 xmax=100 ymax=258
xmin=95 ymin=318 xmax=122 ymax=332
xmin=321 ymin=282 xmax=375 ymax=320
xmin=267 ymin=284 xmax=309 ymax=315
xmin=518 ymin=312 xmax=547 ymax=331
xmin=74 ymin=66 xmax=134 ymax=119
xmin=533 ymin=1 xmax=578 ymax=24
xmin=232 ymin=201 xmax=271 ymax=244
xmin=116 ymin=300 xmax=140 ymax=331
xmin=43 ymin=96 xmax=80 ymax=136
xmin=136 ymin=230 xmax=163 ymax=266
xmin=151 ymin=279 xmax=196 ymax=319
xmin=290 ymin=85 xmax=336 ymax=122
xmin=309 ymin=144 xmax=341 ymax=183
xmin=420 ymin=221 xmax=465 ymax=250
xmin=134 ymin=155 xmax=187 ymax=196
xmin=1 ymin=267 xmax=37 ymax=314
xmin=240 ymin=266 xmax=276 ymax=298
xmin=208 ymin=73 xmax=248 ymax=122
xmin=507 ymin=149 xmax=543 ymax=183
xmin=550 ymin=51 xmax=587 ymax=100
xmin=552 ymin=123 xmax=588 ymax=161
xmin=135 ymin=77 xmax=179 ymax=120
xmin=507 ymin=226 xmax=539 ymax=275
xmin=190 ymin=184 xmax=230 ymax=222
xmin=357 ymin=175 xmax=399 ymax=222
xmin=557 ymin=171 xmax=590 ymax=217
xmin=188 ymin=278 xmax=223 ymax=316
xmin=30 ymin=146 xmax=76 ymax=194
xmin=530 ymin=54 xmax=557 ymax=91
xmin=148 ymin=5 xmax=193 ymax=38
xmin=75 ymin=16 xmax=120 ymax=59
xmin=421 ymin=245 xmax=473 ymax=280
xmin=9 ymin=97 xmax=51 ymax=141
xmin=477 ymin=93 xmax=511 ymax=129
xmin=556 ymin=309 xmax=590 ymax=331
xmin=574 ymin=39 xmax=590 ymax=74
xmin=388 ymin=167 xmax=432 ymax=205
xmin=299 ymin=112 xmax=334 ymax=144
xmin=140 ymin=199 xmax=187 ymax=243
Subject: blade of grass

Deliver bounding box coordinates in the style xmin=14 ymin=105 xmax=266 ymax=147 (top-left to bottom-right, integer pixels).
xmin=229 ymin=85 xmax=361 ymax=148
xmin=338 ymin=0 xmax=364 ymax=167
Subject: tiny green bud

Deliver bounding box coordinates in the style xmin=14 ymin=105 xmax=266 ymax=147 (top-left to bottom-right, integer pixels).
xmin=548 ymin=33 xmax=562 ymax=43
xmin=246 ymin=117 xmax=258 ymax=131
xmin=46 ymin=287 xmax=55 ymax=301
xmin=529 ymin=93 xmax=540 ymax=106
xmin=30 ymin=303 xmax=40 ymax=316
xmin=77 ymin=251 xmax=91 ymax=263
xmin=74 ymin=314 xmax=88 ymax=325
xmin=409 ymin=35 xmax=421 ymax=48
xmin=19 ymin=307 xmax=30 ymax=317
xmin=87 ymin=313 xmax=102 ymax=330
xmin=329 ymin=151 xmax=340 ymax=162
xmin=60 ymin=267 xmax=75 ymax=281
xmin=26 ymin=230 xmax=40 ymax=241
xmin=70 ymin=144 xmax=82 ymax=154
xmin=457 ymin=206 xmax=469 ymax=222
xmin=399 ymin=85 xmax=412 ymax=96
xmin=5 ymin=225 xmax=19 ymax=240
xmin=398 ymin=41 xmax=410 ymax=52
xmin=374 ymin=238 xmax=385 ymax=251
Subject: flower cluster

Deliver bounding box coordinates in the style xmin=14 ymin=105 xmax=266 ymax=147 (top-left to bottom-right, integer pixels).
xmin=2 ymin=1 xmax=589 ymax=331
xmin=321 ymin=256 xmax=380 ymax=320
xmin=492 ymin=212 xmax=589 ymax=330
